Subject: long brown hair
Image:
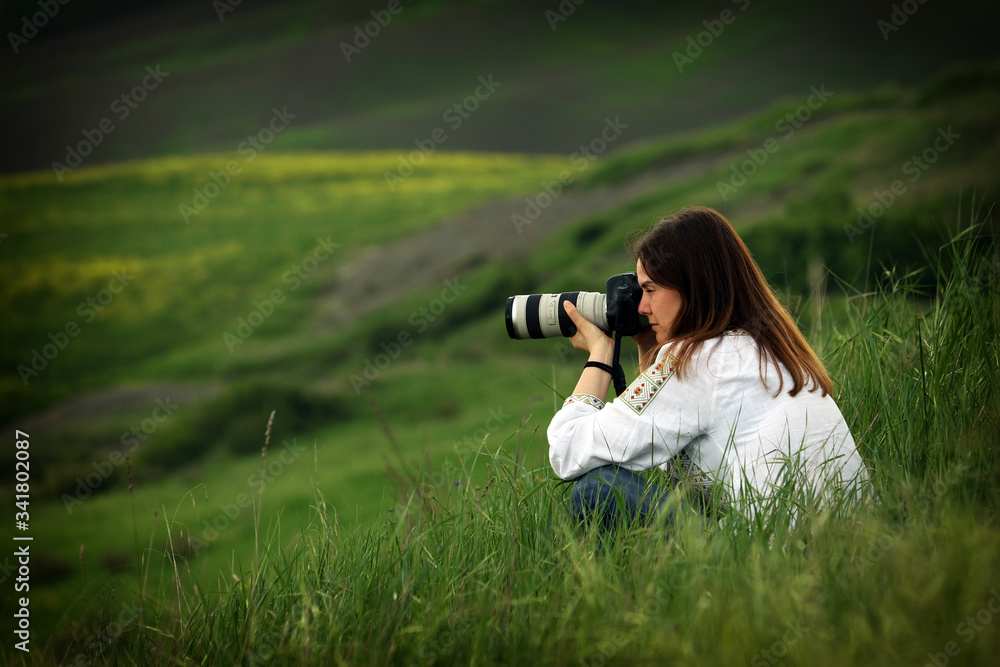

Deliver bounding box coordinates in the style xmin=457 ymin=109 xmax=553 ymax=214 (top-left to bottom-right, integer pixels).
xmin=630 ymin=206 xmax=832 ymax=397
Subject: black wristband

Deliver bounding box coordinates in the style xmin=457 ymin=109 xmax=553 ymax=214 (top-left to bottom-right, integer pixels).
xmin=584 ymin=361 xmax=615 ymax=375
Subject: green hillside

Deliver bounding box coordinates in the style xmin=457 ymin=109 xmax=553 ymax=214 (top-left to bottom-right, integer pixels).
xmin=5 ymin=0 xmax=1000 ymax=660
xmin=2 ymin=64 xmax=999 ymax=652
xmin=3 ymin=0 xmax=999 ymax=172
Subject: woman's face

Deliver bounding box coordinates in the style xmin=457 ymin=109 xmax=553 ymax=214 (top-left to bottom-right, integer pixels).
xmin=636 ymin=259 xmax=683 ymax=343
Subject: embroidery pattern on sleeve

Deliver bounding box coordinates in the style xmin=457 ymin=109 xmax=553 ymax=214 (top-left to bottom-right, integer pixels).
xmin=669 ymin=449 xmax=714 ymax=492
xmin=563 ymin=393 xmax=605 ymax=410
xmin=665 ymin=448 xmax=729 ymax=507
xmin=621 ymin=355 xmax=676 ymax=415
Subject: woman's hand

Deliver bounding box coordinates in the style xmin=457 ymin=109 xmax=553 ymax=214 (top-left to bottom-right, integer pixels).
xmin=564 ymin=301 xmax=615 ymax=400
xmin=564 ymin=301 xmax=614 ymax=362
xmin=631 ymin=324 xmax=658 ymax=357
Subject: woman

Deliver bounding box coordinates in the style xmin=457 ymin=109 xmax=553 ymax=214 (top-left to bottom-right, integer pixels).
xmin=547 ymin=206 xmax=867 ymax=530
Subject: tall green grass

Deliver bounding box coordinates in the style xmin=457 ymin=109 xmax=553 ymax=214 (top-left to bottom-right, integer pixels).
xmin=20 ymin=212 xmax=997 ymax=666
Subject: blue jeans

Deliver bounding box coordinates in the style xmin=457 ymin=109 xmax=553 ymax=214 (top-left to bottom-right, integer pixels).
xmin=570 ymin=465 xmax=680 ymax=532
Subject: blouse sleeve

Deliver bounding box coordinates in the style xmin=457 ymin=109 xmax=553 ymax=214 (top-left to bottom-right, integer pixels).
xmin=546 ymin=348 xmax=715 ymax=480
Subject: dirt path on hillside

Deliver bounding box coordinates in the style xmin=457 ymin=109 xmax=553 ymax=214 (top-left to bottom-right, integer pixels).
xmin=15 ymin=148 xmax=776 ymax=435
xmin=316 ymin=152 xmax=739 ymax=330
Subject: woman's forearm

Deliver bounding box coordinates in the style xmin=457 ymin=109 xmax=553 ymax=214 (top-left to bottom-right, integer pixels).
xmin=571 ymin=344 xmax=615 ymax=400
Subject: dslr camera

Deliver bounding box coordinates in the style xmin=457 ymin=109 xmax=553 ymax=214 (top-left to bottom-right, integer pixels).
xmin=505 ymin=272 xmax=644 ymax=340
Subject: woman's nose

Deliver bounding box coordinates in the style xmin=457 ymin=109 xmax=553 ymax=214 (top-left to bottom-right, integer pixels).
xmin=638 ymin=294 xmax=651 ymax=315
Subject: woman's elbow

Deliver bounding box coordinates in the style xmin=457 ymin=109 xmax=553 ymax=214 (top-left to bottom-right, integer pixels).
xmin=546 ymin=434 xmax=575 ymax=480
xmin=548 ymin=452 xmax=579 ymax=481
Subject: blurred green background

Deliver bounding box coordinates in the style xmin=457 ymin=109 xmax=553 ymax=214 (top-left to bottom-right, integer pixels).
xmin=1 ymin=0 xmax=999 ymax=645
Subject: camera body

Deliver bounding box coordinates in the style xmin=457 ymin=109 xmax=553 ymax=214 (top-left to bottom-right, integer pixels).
xmin=603 ymin=272 xmax=644 ymax=337
xmin=505 ymin=272 xmax=644 ymax=340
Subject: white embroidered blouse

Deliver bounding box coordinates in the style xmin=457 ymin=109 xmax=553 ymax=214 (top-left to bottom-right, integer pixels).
xmin=547 ymin=330 xmax=868 ymax=505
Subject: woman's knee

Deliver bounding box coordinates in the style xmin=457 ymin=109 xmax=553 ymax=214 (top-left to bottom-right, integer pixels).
xmin=571 ymin=466 xmax=620 ymax=504
xmin=570 ymin=466 xmax=632 ymax=523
